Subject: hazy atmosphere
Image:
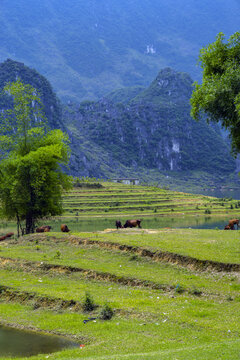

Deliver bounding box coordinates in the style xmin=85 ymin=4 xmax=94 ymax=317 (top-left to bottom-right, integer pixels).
xmin=0 ymin=2 xmax=240 ymax=359
xmin=1 ymin=0 xmax=240 ymax=101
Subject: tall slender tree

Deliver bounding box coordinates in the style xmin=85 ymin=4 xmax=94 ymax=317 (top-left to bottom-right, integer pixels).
xmin=0 ymin=80 xmax=72 ymax=235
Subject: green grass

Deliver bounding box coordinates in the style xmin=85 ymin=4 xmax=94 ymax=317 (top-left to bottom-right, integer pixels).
xmin=0 ymin=235 xmax=239 ymax=296
xmin=1 ymin=300 xmax=239 ymax=360
xmin=80 ymin=228 xmax=240 ymax=264
xmin=0 ymin=182 xmax=240 ymax=359
xmin=0 ymin=229 xmax=239 ymax=359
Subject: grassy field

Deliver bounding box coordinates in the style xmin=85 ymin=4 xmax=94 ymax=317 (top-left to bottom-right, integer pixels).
xmin=0 ymin=229 xmax=239 ymax=359
xmin=0 ymin=182 xmax=239 ymax=359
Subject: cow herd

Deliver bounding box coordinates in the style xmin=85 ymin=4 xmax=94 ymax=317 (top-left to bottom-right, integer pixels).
xmin=115 ymin=219 xmax=142 ymax=229
xmin=0 ymin=218 xmax=239 ymax=240
xmin=35 ymin=220 xmax=142 ymax=233
xmin=36 ymin=224 xmax=70 ymax=233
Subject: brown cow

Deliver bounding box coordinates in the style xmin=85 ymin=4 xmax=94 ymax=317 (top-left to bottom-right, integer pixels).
xmin=61 ymin=224 xmax=70 ymax=232
xmin=36 ymin=225 xmax=52 ymax=233
xmin=224 ymin=225 xmax=232 ymax=230
xmin=124 ymin=219 xmax=142 ymax=228
xmin=5 ymin=232 xmax=14 ymax=238
xmin=228 ymin=219 xmax=239 ymax=230
xmin=116 ymin=220 xmax=123 ymax=229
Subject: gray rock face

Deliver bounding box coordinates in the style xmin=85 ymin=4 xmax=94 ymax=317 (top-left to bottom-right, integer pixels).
xmin=65 ymin=68 xmax=235 ymax=176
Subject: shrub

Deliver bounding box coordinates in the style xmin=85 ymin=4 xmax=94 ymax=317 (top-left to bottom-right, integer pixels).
xmin=204 ymin=209 xmax=211 ymax=214
xmin=99 ymin=303 xmax=114 ymax=320
xmin=175 ymin=284 xmax=184 ymax=294
xmin=83 ymin=292 xmax=96 ymax=312
xmin=191 ymin=288 xmax=202 ymax=296
xmin=129 ymin=255 xmax=138 ymax=261
xmin=54 ymin=250 xmax=61 ymax=259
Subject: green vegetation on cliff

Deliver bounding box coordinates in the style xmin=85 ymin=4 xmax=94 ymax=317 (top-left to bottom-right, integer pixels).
xmin=65 ymin=68 xmax=235 ymax=176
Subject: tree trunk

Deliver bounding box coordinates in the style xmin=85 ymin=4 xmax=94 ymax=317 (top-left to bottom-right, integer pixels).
xmin=25 ymin=213 xmax=35 ymax=234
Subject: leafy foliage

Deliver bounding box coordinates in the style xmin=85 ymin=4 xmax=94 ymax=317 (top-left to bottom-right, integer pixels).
xmin=0 ymin=81 xmax=72 ymax=235
xmin=99 ymin=303 xmax=114 ymax=320
xmin=191 ymin=32 xmax=240 ymax=154
xmin=0 ymin=59 xmax=62 ymax=129
xmin=82 ymin=292 xmax=96 ymax=312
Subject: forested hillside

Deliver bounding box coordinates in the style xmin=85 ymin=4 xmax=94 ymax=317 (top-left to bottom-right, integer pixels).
xmin=0 ymin=59 xmax=237 ymax=191
xmin=65 ymin=68 xmax=235 ymax=176
xmin=0 ymin=59 xmax=63 ymax=129
xmin=0 ymin=0 xmax=239 ymax=102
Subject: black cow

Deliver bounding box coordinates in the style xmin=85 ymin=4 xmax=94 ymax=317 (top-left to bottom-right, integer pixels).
xmin=124 ymin=219 xmax=142 ymax=228
xmin=116 ymin=220 xmax=123 ymax=229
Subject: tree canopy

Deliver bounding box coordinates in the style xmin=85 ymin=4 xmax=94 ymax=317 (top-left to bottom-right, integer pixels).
xmin=0 ymin=80 xmax=72 ymax=235
xmin=190 ymin=32 xmax=240 ymax=154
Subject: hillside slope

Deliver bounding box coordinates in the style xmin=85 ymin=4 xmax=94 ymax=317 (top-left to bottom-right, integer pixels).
xmin=0 ymin=59 xmax=237 ymax=192
xmin=0 ymin=0 xmax=239 ymax=101
xmin=65 ymin=68 xmax=235 ymax=176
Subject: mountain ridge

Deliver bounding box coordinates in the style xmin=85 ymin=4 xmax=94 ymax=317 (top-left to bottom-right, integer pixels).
xmin=0 ymin=58 xmax=238 ymax=193
xmin=1 ymin=0 xmax=239 ymax=102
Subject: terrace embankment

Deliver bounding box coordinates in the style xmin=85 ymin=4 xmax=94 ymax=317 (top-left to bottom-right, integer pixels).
xmin=0 ymin=256 xmax=173 ymax=293
xmin=0 ymin=284 xmax=81 ymax=311
xmin=68 ymin=235 xmax=240 ymax=273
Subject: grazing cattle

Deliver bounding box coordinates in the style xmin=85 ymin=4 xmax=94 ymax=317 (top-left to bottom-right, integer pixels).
xmin=5 ymin=232 xmax=14 ymax=238
xmin=224 ymin=225 xmax=232 ymax=230
xmin=43 ymin=226 xmax=51 ymax=232
xmin=36 ymin=226 xmax=44 ymax=233
xmin=61 ymin=224 xmax=70 ymax=232
xmin=124 ymin=219 xmax=142 ymax=228
xmin=36 ymin=225 xmax=52 ymax=233
xmin=228 ymin=219 xmax=239 ymax=230
xmin=0 ymin=232 xmax=14 ymax=241
xmin=116 ymin=220 xmax=123 ymax=229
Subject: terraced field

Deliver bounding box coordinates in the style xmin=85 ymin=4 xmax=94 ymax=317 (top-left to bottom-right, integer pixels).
xmin=62 ymin=181 xmax=240 ymax=217
xmin=0 ymin=227 xmax=239 ymax=359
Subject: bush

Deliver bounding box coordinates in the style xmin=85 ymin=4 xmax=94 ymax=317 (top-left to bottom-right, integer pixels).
xmin=83 ymin=292 xmax=96 ymax=312
xmin=191 ymin=288 xmax=202 ymax=296
xmin=54 ymin=250 xmax=61 ymax=259
xmin=204 ymin=209 xmax=211 ymax=214
xmin=175 ymin=284 xmax=184 ymax=294
xmin=99 ymin=303 xmax=114 ymax=320
xmin=129 ymin=255 xmax=138 ymax=261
